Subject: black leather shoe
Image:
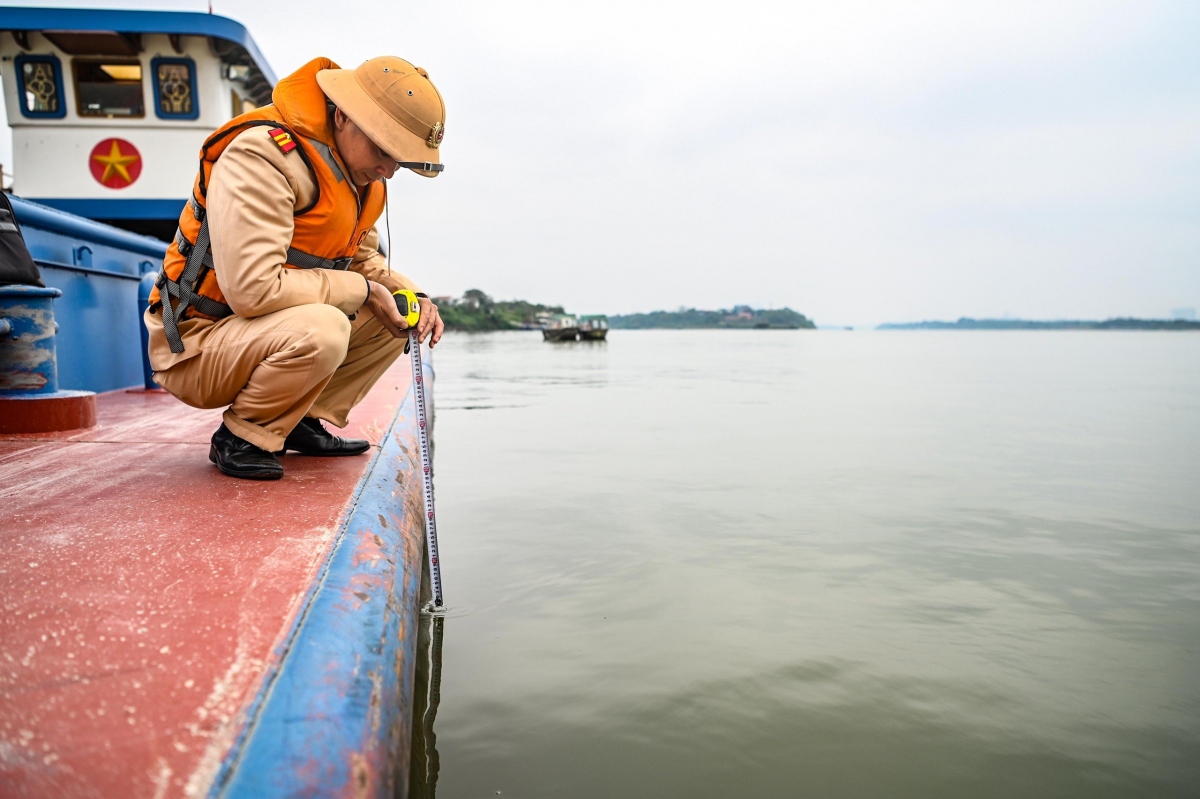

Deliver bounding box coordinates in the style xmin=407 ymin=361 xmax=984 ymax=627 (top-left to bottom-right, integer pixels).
xmin=209 ymin=423 xmax=284 ymax=480
xmin=281 ymin=417 xmax=370 ymax=456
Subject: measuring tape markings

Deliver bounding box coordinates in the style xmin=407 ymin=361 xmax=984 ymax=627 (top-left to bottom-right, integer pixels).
xmin=395 ymin=289 xmax=445 ymax=611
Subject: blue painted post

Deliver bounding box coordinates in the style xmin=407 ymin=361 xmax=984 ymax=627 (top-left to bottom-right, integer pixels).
xmin=0 ymin=285 xmax=64 ymax=395
xmin=138 ymin=269 xmax=158 ymax=389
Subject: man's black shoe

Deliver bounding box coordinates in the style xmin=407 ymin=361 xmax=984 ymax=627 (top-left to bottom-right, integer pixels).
xmin=209 ymin=423 xmax=284 ymax=480
xmin=281 ymin=417 xmax=370 ymax=457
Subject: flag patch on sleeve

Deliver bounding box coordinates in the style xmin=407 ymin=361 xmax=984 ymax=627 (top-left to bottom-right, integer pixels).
xmin=268 ymin=127 xmax=297 ymax=153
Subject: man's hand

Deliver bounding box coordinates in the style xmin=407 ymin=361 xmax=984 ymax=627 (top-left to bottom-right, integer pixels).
xmin=364 ymin=280 xmax=408 ymax=338
xmin=416 ymin=296 xmax=445 ymax=348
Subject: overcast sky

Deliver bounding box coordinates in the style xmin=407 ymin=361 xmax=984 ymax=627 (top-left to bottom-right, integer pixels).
xmin=4 ymin=0 xmax=1198 ymax=324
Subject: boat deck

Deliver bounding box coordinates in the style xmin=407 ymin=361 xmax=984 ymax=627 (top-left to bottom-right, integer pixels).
xmin=0 ymin=357 xmax=426 ymax=798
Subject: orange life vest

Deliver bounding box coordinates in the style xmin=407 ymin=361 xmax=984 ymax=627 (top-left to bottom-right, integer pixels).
xmin=151 ymin=57 xmax=385 ymax=353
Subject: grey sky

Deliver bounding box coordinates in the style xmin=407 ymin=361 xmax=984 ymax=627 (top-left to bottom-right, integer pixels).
xmin=4 ymin=0 xmax=1198 ymax=324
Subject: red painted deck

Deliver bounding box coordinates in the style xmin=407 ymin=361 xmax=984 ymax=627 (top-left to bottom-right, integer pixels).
xmin=0 ymin=360 xmax=413 ymax=798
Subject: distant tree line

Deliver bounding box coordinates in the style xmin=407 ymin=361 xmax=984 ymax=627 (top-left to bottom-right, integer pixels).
xmin=877 ymin=317 xmax=1200 ymax=330
xmin=610 ymin=306 xmax=815 ymax=329
xmin=436 ymin=289 xmax=565 ymax=331
xmin=434 ymin=294 xmax=818 ymax=331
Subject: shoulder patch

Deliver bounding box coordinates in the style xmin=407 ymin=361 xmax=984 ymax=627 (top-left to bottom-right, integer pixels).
xmin=268 ymin=127 xmax=297 ymax=154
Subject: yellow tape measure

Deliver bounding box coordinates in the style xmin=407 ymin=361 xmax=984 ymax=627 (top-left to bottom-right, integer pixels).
xmin=392 ymin=289 xmax=421 ymax=327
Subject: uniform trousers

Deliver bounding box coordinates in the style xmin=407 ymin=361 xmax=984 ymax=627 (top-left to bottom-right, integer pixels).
xmin=154 ymin=303 xmax=406 ymax=453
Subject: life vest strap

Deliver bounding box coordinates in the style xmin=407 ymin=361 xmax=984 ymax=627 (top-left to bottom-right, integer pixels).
xmin=178 ymin=226 xmax=350 ymax=273
xmin=159 ymin=216 xmax=216 ymax=353
xmin=174 ymin=227 xmax=214 ymax=269
xmin=285 ymin=248 xmax=353 ymax=271
xmin=156 ymin=274 xmax=235 ymax=320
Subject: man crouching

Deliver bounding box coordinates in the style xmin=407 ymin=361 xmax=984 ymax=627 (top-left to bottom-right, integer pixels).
xmin=145 ymin=56 xmax=446 ymax=479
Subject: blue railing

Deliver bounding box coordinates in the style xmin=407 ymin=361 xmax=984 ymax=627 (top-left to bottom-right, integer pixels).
xmin=10 ymin=196 xmax=167 ymax=392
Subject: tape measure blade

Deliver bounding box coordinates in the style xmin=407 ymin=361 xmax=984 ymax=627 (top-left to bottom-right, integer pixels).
xmin=411 ymin=332 xmax=445 ymax=608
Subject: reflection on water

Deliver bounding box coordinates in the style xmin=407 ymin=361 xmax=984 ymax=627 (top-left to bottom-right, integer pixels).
xmin=421 ymin=330 xmax=1200 ymax=798
xmin=406 ymin=613 xmax=444 ymax=799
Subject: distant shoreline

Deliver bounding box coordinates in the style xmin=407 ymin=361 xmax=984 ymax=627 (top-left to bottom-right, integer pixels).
xmin=611 ymin=307 xmax=815 ymax=330
xmin=877 ymin=318 xmax=1200 ymax=331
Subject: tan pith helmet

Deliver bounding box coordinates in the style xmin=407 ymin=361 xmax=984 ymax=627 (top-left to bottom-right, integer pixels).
xmin=316 ymin=56 xmax=445 ymax=178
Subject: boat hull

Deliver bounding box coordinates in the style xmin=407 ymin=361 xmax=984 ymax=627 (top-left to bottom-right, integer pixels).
xmin=579 ymin=329 xmax=608 ymax=341
xmin=542 ymin=327 xmax=579 ymax=342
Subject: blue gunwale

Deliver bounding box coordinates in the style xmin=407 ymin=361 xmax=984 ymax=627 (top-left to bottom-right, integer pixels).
xmin=9 ymin=195 xmax=170 ymax=259
xmin=26 ymin=198 xmax=188 ymax=223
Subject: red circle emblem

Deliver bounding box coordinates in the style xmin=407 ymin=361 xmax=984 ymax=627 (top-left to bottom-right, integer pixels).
xmin=89 ymin=138 xmax=142 ymax=189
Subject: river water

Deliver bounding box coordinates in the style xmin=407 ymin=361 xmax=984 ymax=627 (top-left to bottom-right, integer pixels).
xmin=408 ymin=330 xmax=1200 ymax=798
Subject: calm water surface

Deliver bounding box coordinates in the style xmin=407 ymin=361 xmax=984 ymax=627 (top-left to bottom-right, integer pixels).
xmin=409 ymin=330 xmax=1200 ymax=798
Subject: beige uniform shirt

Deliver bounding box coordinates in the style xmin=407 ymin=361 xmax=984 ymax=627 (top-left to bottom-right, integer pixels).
xmin=145 ymin=125 xmax=420 ymax=372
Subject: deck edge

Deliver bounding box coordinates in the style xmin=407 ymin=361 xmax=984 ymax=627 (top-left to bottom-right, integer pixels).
xmin=206 ymin=359 xmax=428 ymax=799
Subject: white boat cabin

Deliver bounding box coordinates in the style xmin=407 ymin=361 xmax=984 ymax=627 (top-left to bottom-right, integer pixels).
xmin=0 ymin=7 xmax=276 ymax=240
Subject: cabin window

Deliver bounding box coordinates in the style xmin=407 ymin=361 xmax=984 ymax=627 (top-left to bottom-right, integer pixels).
xmin=230 ymin=89 xmax=256 ymax=118
xmin=72 ymin=60 xmax=145 ymax=118
xmin=14 ymin=54 xmax=66 ymax=118
xmin=151 ymin=57 xmax=199 ymax=120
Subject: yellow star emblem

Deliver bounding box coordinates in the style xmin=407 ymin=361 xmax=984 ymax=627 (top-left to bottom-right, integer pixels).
xmin=92 ymin=140 xmax=139 ymax=184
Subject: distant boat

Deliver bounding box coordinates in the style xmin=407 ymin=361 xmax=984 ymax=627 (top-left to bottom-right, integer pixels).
xmin=541 ymin=314 xmax=579 ymax=342
xmin=578 ymin=315 xmax=608 ymax=341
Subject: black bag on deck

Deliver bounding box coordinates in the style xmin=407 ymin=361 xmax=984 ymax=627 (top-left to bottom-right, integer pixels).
xmin=0 ymin=191 xmax=44 ymax=287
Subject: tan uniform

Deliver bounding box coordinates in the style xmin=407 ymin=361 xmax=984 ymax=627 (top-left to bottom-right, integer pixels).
xmin=145 ymin=126 xmax=418 ymax=452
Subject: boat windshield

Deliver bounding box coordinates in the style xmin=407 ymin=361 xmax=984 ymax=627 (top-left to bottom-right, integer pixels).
xmin=73 ymin=60 xmax=144 ymax=117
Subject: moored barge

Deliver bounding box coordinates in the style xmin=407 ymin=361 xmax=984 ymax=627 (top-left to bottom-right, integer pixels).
xmin=541 ymin=313 xmax=579 ymax=342
xmin=578 ymin=314 xmax=608 ymax=340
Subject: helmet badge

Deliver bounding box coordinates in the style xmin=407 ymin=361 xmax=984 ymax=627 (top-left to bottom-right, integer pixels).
xmin=427 ymin=122 xmax=444 ymax=149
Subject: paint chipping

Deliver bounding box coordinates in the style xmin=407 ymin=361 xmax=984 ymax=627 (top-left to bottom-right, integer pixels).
xmin=183 ymin=639 xmax=262 ymax=798
xmin=351 ymin=752 xmax=371 ymax=799
xmin=150 ymin=756 xmax=173 ymax=799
